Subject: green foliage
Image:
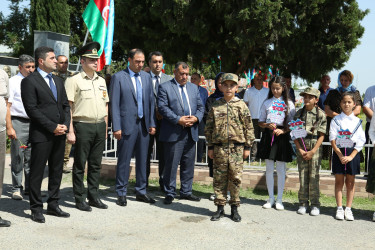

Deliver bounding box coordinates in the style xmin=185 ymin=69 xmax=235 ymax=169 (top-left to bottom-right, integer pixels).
xmin=113 ymin=0 xmax=368 ymax=82
xmin=30 ymin=0 xmax=70 ymax=34
xmin=0 ymin=0 xmax=32 ymax=56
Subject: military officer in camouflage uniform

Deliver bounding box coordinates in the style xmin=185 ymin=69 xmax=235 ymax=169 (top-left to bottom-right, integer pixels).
xmin=293 ymin=87 xmax=326 ymax=216
xmin=53 ymin=55 xmax=75 ymax=173
xmin=65 ymin=42 xmax=109 ymax=211
xmin=205 ymin=73 xmax=254 ymax=222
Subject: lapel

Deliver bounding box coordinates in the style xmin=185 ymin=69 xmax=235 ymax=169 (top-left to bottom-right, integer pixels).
xmin=35 ymin=71 xmax=57 ymax=102
xmin=186 ymin=82 xmax=194 ymax=109
xmin=171 ymin=79 xmax=184 ymax=110
xmin=124 ymin=68 xmax=136 ymax=101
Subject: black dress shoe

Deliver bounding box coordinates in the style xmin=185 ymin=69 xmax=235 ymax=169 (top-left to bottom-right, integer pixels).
xmin=76 ymin=201 xmax=92 ymax=212
xmin=0 ymin=217 xmax=11 ymax=227
xmin=31 ymin=212 xmax=45 ymax=223
xmin=180 ymin=194 xmax=201 ymax=202
xmin=116 ymin=196 xmax=127 ymax=206
xmin=136 ymin=194 xmax=156 ymax=204
xmin=88 ymin=198 xmax=108 ymax=209
xmin=163 ymin=195 xmax=174 ymax=205
xmin=47 ymin=206 xmax=70 ymax=218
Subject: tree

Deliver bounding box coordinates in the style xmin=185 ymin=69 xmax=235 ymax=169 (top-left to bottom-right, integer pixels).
xmin=113 ymin=0 xmax=368 ymax=82
xmin=0 ymin=0 xmax=32 ymax=56
xmin=30 ymin=0 xmax=70 ymax=35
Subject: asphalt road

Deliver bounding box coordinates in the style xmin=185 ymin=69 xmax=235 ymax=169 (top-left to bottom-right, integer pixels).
xmin=1 ymin=155 xmax=375 ymax=249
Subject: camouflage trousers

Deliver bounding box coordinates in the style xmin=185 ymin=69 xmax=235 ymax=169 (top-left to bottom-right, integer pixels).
xmin=213 ymin=144 xmax=244 ymax=207
xmin=296 ymin=139 xmax=322 ymax=207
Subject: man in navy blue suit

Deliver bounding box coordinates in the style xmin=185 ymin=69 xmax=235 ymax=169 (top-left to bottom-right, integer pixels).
xmin=157 ymin=62 xmax=204 ymax=204
xmin=110 ymin=49 xmax=156 ymax=206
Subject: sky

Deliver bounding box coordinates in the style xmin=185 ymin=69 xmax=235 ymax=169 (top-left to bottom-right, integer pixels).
xmin=0 ymin=0 xmax=374 ymax=94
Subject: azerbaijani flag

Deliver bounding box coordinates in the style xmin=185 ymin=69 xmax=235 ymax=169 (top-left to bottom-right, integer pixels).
xmin=82 ymin=0 xmax=114 ymax=71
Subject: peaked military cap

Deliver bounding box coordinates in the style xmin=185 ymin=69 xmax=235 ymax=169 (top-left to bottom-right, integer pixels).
xmin=77 ymin=42 xmax=100 ymax=59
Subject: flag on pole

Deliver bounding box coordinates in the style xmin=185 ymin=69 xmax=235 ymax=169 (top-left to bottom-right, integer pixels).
xmin=82 ymin=0 xmax=115 ymax=71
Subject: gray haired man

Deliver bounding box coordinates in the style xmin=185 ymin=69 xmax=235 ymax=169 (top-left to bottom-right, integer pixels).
xmin=6 ymin=54 xmax=35 ymax=200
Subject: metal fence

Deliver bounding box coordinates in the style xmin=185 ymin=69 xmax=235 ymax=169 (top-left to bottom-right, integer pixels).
xmin=103 ymin=128 xmax=373 ymax=175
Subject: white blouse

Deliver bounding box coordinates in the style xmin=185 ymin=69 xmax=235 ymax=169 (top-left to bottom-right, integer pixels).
xmin=329 ymin=112 xmax=365 ymax=152
xmin=259 ymin=96 xmax=296 ymax=126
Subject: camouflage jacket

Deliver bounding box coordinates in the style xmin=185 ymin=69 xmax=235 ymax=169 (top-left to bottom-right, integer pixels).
xmin=205 ymin=97 xmax=254 ymax=149
xmin=293 ymin=106 xmax=327 ymax=137
xmin=52 ymin=71 xmax=76 ymax=81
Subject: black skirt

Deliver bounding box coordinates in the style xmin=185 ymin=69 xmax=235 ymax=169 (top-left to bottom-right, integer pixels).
xmin=332 ymin=147 xmax=360 ymax=175
xmin=257 ymin=128 xmax=294 ymax=162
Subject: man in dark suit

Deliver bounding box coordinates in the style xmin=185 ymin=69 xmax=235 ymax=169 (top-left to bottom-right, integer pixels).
xmin=21 ymin=46 xmax=71 ymax=223
xmin=110 ymin=49 xmax=156 ymax=206
xmin=158 ymin=62 xmax=204 ymax=205
xmin=146 ymin=51 xmax=172 ymax=190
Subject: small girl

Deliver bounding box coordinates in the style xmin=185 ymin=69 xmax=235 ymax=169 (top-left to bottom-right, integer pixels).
xmin=257 ymin=76 xmax=296 ymax=210
xmin=330 ymin=92 xmax=365 ymax=221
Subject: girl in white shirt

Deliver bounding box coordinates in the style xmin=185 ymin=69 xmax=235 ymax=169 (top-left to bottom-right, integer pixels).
xmin=330 ymin=92 xmax=365 ymax=221
xmin=258 ymin=76 xmax=296 ymax=210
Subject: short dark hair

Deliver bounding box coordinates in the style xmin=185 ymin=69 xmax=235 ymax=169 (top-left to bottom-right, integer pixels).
xmin=35 ymin=46 xmax=54 ymax=62
xmin=174 ymin=62 xmax=189 ymax=70
xmin=18 ymin=54 xmax=35 ymax=66
xmin=148 ymin=51 xmax=163 ymax=62
xmin=191 ymin=72 xmax=200 ymax=78
xmin=57 ymin=55 xmax=68 ymax=61
xmin=128 ymin=48 xmax=144 ymax=59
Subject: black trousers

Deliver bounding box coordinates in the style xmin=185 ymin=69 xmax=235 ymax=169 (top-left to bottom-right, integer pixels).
xmin=29 ymin=135 xmax=66 ymax=213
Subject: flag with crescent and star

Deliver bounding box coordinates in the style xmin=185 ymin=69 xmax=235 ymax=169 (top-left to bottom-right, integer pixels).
xmin=83 ymin=0 xmax=114 ymax=71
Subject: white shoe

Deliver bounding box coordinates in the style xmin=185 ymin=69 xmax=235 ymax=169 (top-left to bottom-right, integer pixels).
xmin=372 ymin=212 xmax=375 ymax=222
xmin=297 ymin=206 xmax=306 ymax=215
xmin=12 ymin=191 xmax=23 ymax=200
xmin=344 ymin=208 xmax=354 ymax=221
xmin=275 ymin=201 xmax=284 ymax=211
xmin=209 ymin=194 xmax=215 ymax=201
xmin=335 ymin=208 xmax=344 ymax=220
xmin=262 ymin=198 xmax=275 ymax=209
xmin=310 ymin=207 xmax=320 ymax=216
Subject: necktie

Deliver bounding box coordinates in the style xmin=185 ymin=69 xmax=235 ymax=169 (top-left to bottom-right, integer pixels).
xmin=134 ymin=73 xmax=143 ymax=118
xmin=155 ymin=75 xmax=160 ymax=93
xmin=179 ymin=85 xmax=190 ymax=116
xmin=47 ymin=74 xmax=57 ymax=101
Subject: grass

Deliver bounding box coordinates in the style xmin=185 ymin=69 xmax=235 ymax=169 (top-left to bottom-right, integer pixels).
xmin=94 ymin=177 xmax=375 ymax=211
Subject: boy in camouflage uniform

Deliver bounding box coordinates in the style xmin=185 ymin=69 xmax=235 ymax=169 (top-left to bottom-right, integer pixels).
xmin=293 ymin=87 xmax=326 ymax=216
xmin=205 ymin=73 xmax=254 ymax=222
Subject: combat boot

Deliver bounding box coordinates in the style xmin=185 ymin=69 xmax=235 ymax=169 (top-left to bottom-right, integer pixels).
xmin=230 ymin=205 xmax=241 ymax=222
xmin=211 ymin=205 xmax=224 ymax=221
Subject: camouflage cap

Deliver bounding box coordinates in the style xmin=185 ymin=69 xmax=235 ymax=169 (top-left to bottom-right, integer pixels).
xmin=300 ymin=86 xmax=320 ymax=98
xmin=221 ymin=73 xmax=238 ymax=84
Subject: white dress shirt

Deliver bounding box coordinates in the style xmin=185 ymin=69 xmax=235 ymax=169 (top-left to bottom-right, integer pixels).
xmin=175 ymin=80 xmax=191 ymax=116
xmin=8 ymin=72 xmax=29 ymax=118
xmin=259 ymin=96 xmax=296 ymax=126
xmin=243 ymin=86 xmax=269 ymax=119
xmin=363 ymin=85 xmax=375 ymax=122
xmin=329 ymin=112 xmax=365 ymax=152
xmin=37 ymin=67 xmax=55 ymax=87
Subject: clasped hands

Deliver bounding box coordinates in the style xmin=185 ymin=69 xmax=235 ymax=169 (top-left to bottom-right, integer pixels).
xmin=267 ymin=123 xmax=284 ymax=136
xmin=178 ymin=116 xmax=198 ymax=128
xmin=54 ymin=124 xmax=68 ymax=136
xmin=113 ymin=127 xmax=156 ymax=140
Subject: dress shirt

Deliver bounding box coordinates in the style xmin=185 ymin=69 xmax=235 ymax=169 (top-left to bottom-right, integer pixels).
xmin=8 ymin=72 xmax=28 ymax=118
xmin=175 ymin=80 xmax=191 ymax=116
xmin=243 ymin=86 xmax=269 ymax=119
xmin=150 ymin=71 xmax=161 ymax=91
xmin=363 ymin=85 xmax=375 ymax=122
xmin=259 ymin=96 xmax=296 ymax=126
xmin=317 ymin=87 xmax=333 ymax=110
xmin=329 ymin=112 xmax=365 ymax=152
xmin=128 ymin=68 xmax=142 ymax=92
xmin=37 ymin=67 xmax=55 ymax=87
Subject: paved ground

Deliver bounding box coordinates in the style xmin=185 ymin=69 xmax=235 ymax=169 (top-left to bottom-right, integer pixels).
xmin=1 ymin=155 xmax=375 ymax=249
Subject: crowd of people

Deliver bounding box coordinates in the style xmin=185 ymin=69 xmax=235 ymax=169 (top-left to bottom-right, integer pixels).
xmin=1 ymin=43 xmax=375 ymax=227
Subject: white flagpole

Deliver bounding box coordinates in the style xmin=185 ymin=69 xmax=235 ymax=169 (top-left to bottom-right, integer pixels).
xmin=75 ymin=29 xmax=90 ymax=72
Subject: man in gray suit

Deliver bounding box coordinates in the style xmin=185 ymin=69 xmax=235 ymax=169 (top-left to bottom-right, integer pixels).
xmin=146 ymin=51 xmax=172 ymax=190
